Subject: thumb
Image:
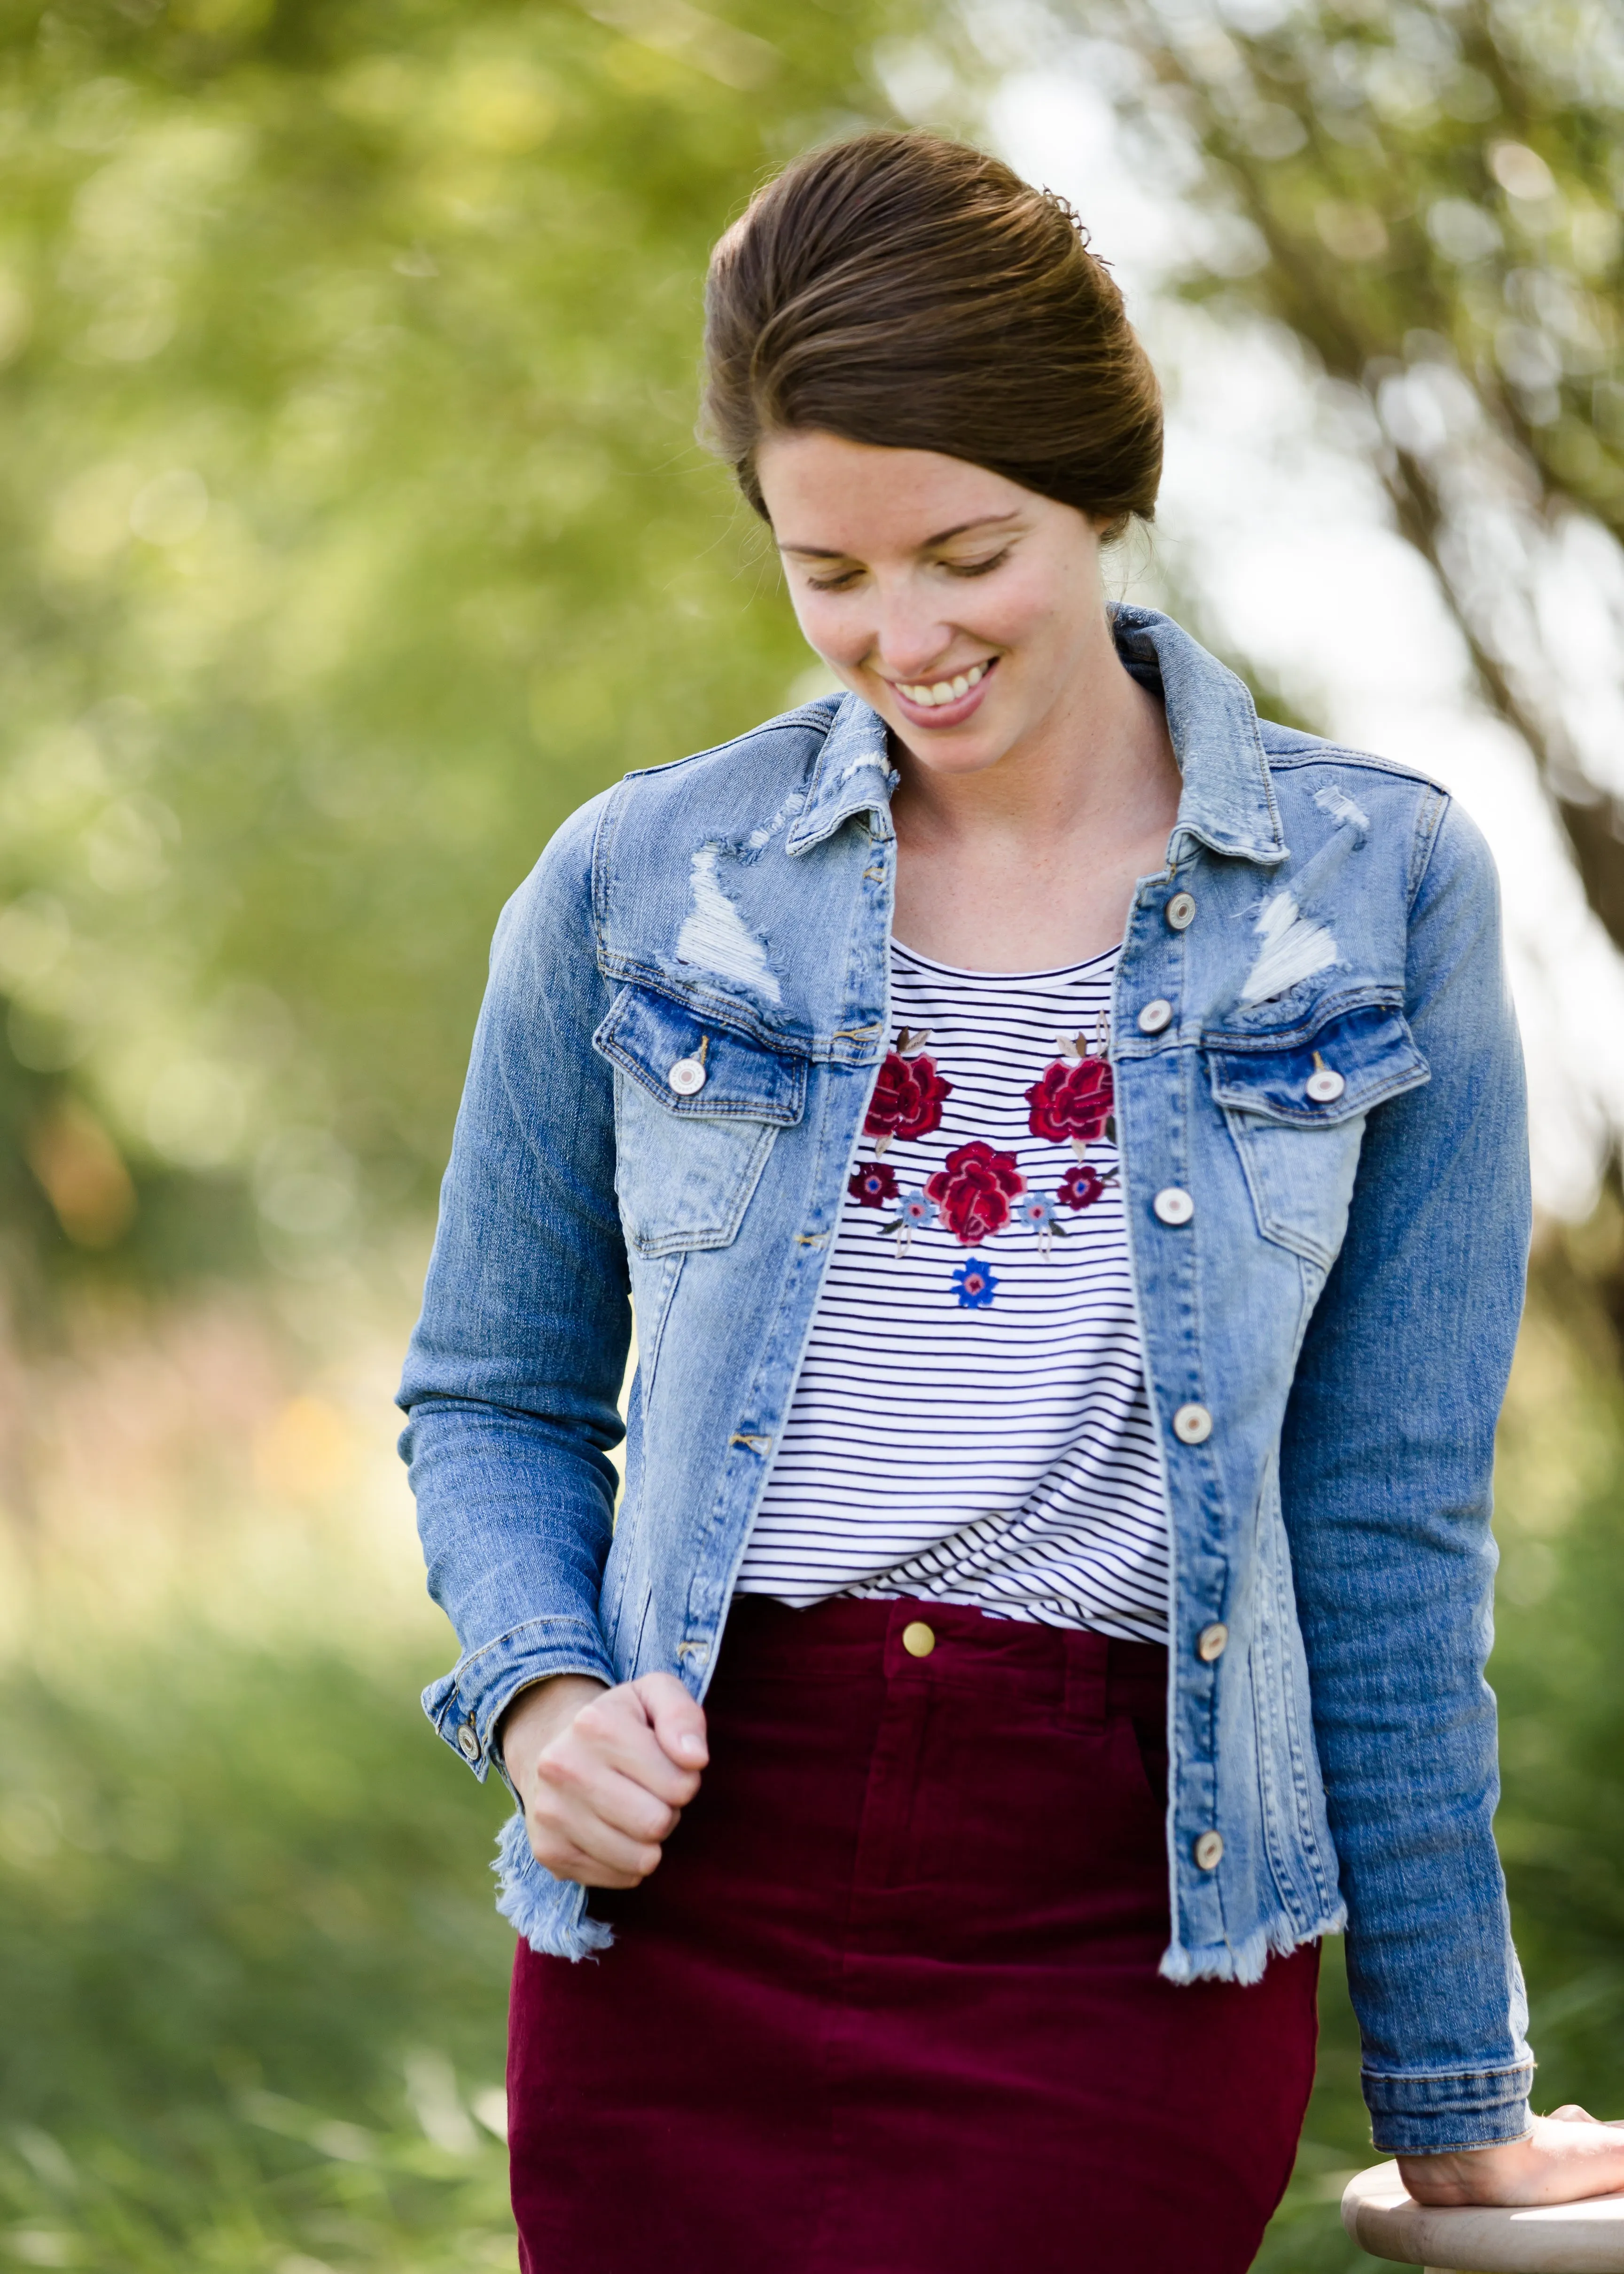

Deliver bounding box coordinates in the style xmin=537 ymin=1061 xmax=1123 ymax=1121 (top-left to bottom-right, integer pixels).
xmin=633 ymin=1671 xmax=709 ymax=1768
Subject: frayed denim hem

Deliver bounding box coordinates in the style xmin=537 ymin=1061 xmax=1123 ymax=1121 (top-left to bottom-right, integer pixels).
xmin=492 ymin=1809 xmax=615 ymax=1960
xmin=1159 ymin=1900 xmax=1346 ymax=1987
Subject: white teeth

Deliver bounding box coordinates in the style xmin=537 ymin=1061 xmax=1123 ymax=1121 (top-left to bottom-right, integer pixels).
xmin=897 ymin=661 xmax=989 ymax=707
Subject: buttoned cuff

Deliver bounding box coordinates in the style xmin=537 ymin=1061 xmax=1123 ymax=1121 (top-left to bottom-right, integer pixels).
xmin=422 ymin=1615 xmax=616 ymax=1785
xmin=1364 ymin=2061 xmax=1535 ymax=2155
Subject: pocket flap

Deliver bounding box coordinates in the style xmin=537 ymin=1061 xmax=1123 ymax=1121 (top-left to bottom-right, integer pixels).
xmin=1205 ymin=1002 xmax=1428 ymax=1127
xmin=593 ymin=984 xmax=807 ymax=1125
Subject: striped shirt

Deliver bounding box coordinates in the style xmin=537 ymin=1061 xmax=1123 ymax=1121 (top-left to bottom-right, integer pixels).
xmin=735 ymin=941 xmax=1171 ymax=1644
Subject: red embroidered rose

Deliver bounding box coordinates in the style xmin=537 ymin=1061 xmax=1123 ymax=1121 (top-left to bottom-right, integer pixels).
xmin=1059 ymin=1161 xmax=1106 ymax=1212
xmin=924 ymin=1140 xmax=1025 ymax=1246
xmin=1025 ymin=1055 xmax=1113 ymax=1147
xmin=849 ymin=1160 xmax=900 ymax=1210
xmin=864 ymin=1050 xmax=952 ymax=1153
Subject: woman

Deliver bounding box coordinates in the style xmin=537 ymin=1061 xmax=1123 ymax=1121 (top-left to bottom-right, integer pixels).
xmin=398 ymin=133 xmax=1624 ymax=2272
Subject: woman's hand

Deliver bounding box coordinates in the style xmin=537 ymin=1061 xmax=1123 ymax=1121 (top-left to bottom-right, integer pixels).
xmin=499 ymin=1671 xmax=709 ymax=1889
xmin=1398 ymin=2108 xmax=1624 ymax=2207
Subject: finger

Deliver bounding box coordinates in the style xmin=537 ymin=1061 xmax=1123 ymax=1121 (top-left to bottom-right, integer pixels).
xmin=571 ymin=1689 xmax=703 ymax=1805
xmin=532 ymin=1795 xmax=664 ymax=1882
xmin=1549 ymin=2105 xmax=1600 ymax=2125
xmin=633 ymin=1671 xmax=710 ymax=1769
xmin=531 ymin=1749 xmax=682 ymax=1846
xmin=532 ymin=1837 xmax=644 ymax=1890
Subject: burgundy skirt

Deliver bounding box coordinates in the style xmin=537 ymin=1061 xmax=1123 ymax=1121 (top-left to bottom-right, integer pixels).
xmin=508 ymin=1594 xmax=1319 ymax=2274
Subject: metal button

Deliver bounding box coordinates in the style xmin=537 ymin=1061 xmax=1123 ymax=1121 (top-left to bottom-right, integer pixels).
xmin=668 ymin=1056 xmax=708 ymax=1096
xmin=1165 ymin=892 xmax=1196 ymax=932
xmin=457 ymin=1723 xmax=479 ymax=1761
xmin=901 ymin=1621 xmax=936 ymax=1658
xmin=1194 ymin=1830 xmax=1225 ymax=1871
xmin=1306 ymin=1066 xmax=1345 ymax=1104
xmin=1196 ymin=1623 xmax=1228 ymax=1663
xmin=1137 ymin=998 xmax=1173 ymax=1035
xmin=1172 ymin=1402 xmax=1212 ymax=1445
xmin=1154 ymin=1186 xmax=1194 ymax=1226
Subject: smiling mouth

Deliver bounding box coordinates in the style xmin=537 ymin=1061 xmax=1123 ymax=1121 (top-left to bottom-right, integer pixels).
xmin=893 ymin=659 xmax=995 ymax=708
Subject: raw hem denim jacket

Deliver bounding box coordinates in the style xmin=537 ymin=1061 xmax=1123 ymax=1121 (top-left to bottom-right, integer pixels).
xmin=399 ymin=605 xmax=1535 ymax=2154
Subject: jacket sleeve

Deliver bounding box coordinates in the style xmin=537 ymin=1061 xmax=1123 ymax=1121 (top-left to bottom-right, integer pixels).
xmin=1278 ymin=791 xmax=1534 ymax=2155
xmin=397 ymin=796 xmax=630 ymax=1783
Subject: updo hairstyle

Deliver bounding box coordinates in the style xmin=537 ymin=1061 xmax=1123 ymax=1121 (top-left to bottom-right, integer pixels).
xmin=702 ymin=131 xmax=1163 ymax=538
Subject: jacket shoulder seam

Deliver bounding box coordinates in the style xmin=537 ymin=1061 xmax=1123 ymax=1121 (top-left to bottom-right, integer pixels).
xmin=1264 ymin=740 xmax=1455 ymax=798
xmin=618 ymin=702 xmax=839 ymax=786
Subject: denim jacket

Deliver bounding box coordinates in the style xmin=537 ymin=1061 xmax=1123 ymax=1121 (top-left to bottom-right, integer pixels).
xmin=399 ymin=604 xmax=1533 ymax=2154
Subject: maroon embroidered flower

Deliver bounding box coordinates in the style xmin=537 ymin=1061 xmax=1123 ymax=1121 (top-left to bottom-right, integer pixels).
xmin=924 ymin=1140 xmax=1025 ymax=1246
xmin=849 ymin=1160 xmax=900 ymax=1210
xmin=1025 ymin=1054 xmax=1114 ymax=1148
xmin=1059 ymin=1161 xmax=1107 ymax=1212
xmin=864 ymin=1050 xmax=952 ymax=1154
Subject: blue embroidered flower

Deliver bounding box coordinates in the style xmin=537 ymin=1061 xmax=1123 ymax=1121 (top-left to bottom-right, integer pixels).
xmin=951 ymin=1256 xmax=999 ymax=1309
xmin=880 ymin=1188 xmax=938 ymax=1257
xmin=1016 ymin=1191 xmax=1064 ymax=1257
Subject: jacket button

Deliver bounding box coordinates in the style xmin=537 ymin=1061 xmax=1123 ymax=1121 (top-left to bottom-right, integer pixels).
xmin=1154 ymin=1186 xmax=1194 ymax=1225
xmin=1194 ymin=1830 xmax=1225 ymax=1871
xmin=1196 ymin=1623 xmax=1228 ymax=1663
xmin=1165 ymin=892 xmax=1196 ymax=931
xmin=902 ymin=1621 xmax=936 ymax=1657
xmin=668 ymin=1056 xmax=708 ymax=1096
xmin=457 ymin=1722 xmax=479 ymax=1761
xmin=1172 ymin=1403 xmax=1212 ymax=1444
xmin=1306 ymin=1065 xmax=1345 ymax=1103
xmin=1137 ymin=998 xmax=1173 ymax=1035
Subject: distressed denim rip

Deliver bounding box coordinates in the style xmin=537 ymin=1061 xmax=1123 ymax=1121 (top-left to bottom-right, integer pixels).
xmin=398 ymin=605 xmax=1534 ymax=2155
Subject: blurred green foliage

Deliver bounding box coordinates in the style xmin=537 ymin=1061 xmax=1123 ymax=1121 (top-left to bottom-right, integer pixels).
xmin=0 ymin=0 xmax=917 ymax=1285
xmin=0 ymin=1632 xmax=520 ymax=2272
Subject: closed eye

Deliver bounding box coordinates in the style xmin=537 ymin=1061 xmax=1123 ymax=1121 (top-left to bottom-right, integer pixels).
xmin=942 ymin=549 xmax=1010 ymax=578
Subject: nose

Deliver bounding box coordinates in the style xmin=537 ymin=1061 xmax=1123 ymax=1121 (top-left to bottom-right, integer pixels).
xmin=870 ymin=585 xmax=956 ymax=682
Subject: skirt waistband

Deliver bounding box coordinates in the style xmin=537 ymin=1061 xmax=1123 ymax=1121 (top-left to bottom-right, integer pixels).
xmin=721 ymin=1592 xmax=1168 ymax=1726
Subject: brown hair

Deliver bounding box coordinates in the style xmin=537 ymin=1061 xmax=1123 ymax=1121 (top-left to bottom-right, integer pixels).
xmin=702 ymin=131 xmax=1162 ymax=535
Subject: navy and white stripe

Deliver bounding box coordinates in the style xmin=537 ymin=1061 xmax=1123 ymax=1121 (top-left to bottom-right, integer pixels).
xmin=736 ymin=941 xmax=1171 ymax=1644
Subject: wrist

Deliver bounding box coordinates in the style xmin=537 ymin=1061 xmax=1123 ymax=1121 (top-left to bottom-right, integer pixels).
xmin=499 ymin=1673 xmax=609 ymax=1799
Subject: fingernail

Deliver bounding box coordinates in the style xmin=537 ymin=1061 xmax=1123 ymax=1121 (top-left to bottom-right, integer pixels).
xmin=679 ymin=1734 xmax=706 ymax=1762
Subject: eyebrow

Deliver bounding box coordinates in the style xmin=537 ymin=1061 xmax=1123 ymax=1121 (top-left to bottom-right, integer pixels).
xmin=777 ymin=511 xmax=1022 ymax=560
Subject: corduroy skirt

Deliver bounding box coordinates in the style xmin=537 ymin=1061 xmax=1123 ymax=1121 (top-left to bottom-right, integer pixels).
xmin=508 ymin=1593 xmax=1320 ymax=2274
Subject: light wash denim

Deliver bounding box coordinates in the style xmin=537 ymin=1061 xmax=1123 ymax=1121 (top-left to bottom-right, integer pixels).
xmin=399 ymin=605 xmax=1533 ymax=2153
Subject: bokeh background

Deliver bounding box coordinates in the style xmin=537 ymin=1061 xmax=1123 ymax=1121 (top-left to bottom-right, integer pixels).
xmin=1 ymin=1 xmax=1621 ymax=2267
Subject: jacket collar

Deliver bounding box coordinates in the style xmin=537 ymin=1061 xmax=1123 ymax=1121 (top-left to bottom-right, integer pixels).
xmin=785 ymin=693 xmax=896 ymax=856
xmin=785 ymin=604 xmax=1287 ymax=868
xmin=1111 ymin=604 xmax=1287 ymax=869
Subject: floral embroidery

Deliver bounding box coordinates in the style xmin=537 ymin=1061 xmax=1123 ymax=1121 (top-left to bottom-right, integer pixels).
xmin=951 ymin=1256 xmax=999 ymax=1309
xmin=879 ymin=1187 xmax=937 ymax=1255
xmin=925 ymin=1140 xmax=1025 ymax=1245
xmin=865 ymin=1035 xmax=953 ymax=1155
xmin=1058 ymin=1161 xmax=1113 ymax=1212
xmin=849 ymin=1160 xmax=900 ymax=1210
xmin=1015 ymin=1191 xmax=1065 ymax=1256
xmin=1025 ymin=1048 xmax=1114 ymax=1156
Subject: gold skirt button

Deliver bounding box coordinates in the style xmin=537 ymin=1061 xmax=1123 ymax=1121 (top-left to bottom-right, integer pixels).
xmin=901 ymin=1621 xmax=937 ymax=1658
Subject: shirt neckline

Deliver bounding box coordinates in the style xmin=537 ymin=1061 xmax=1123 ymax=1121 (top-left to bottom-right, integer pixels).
xmin=890 ymin=937 xmax=1122 ymax=984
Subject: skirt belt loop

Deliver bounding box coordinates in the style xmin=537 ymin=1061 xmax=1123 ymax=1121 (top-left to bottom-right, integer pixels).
xmin=1060 ymin=1630 xmax=1110 ymax=1731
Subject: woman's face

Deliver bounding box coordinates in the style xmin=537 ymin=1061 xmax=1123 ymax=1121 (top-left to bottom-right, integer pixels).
xmin=756 ymin=431 xmax=1109 ymax=782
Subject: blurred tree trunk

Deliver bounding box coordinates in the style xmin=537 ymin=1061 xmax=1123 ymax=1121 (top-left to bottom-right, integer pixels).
xmin=1078 ymin=0 xmax=1624 ymax=949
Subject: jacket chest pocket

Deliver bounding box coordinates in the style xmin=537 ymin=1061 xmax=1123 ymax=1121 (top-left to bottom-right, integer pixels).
xmin=1204 ymin=1001 xmax=1429 ymax=1271
xmin=594 ymin=984 xmax=807 ymax=1257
